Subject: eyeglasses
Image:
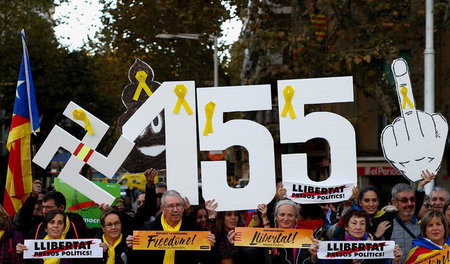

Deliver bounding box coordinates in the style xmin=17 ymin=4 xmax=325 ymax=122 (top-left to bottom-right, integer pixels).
xmin=164 ymin=203 xmax=184 ymax=210
xmin=104 ymin=221 xmax=121 ymax=228
xmin=396 ymin=197 xmax=416 ymax=204
xmin=42 ymin=205 xmax=57 ymax=210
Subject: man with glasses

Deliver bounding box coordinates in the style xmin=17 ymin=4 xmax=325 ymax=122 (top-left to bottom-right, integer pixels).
xmin=126 ymin=190 xmax=215 ymax=263
xmin=31 ymin=191 xmax=89 ymax=239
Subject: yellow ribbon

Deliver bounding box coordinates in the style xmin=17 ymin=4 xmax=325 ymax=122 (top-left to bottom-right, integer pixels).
xmin=203 ymin=101 xmax=216 ymax=136
xmin=133 ymin=71 xmax=153 ymax=101
xmin=400 ymin=86 xmax=414 ymax=109
xmin=73 ymin=109 xmax=93 ymax=135
xmin=281 ymin=86 xmax=296 ymax=119
xmin=161 ymin=214 xmax=182 ymax=264
xmin=173 ymin=84 xmax=193 ymax=114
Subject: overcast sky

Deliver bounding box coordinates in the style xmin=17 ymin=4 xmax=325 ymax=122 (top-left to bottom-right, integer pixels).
xmin=54 ymin=0 xmax=242 ymax=51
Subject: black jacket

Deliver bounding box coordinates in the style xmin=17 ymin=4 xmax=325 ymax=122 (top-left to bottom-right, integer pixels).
xmin=101 ymin=235 xmax=129 ymax=264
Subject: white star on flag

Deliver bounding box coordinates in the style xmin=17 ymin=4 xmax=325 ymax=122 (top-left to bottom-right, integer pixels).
xmin=16 ymin=80 xmax=24 ymax=99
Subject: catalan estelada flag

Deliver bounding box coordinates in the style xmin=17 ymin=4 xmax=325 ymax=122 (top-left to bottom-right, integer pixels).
xmin=3 ymin=29 xmax=40 ymax=217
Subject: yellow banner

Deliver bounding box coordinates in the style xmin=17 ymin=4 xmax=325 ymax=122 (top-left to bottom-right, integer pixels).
xmin=132 ymin=231 xmax=211 ymax=251
xmin=234 ymin=227 xmax=313 ymax=248
xmin=415 ymin=247 xmax=450 ymax=264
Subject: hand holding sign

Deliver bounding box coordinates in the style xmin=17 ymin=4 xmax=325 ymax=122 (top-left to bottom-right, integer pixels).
xmin=381 ymin=58 xmax=448 ymax=182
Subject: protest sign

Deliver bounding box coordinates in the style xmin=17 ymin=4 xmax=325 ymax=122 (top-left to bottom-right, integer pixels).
xmin=54 ymin=178 xmax=120 ymax=228
xmin=132 ymin=231 xmax=210 ymax=251
xmin=284 ymin=181 xmax=354 ymax=203
xmin=118 ymin=58 xmax=166 ymax=173
xmin=381 ymin=58 xmax=448 ymax=182
xmin=317 ymin=241 xmax=395 ymax=259
xmin=278 ymin=77 xmax=357 ymax=197
xmin=234 ymin=227 xmax=312 ymax=248
xmin=33 ymin=101 xmax=134 ymax=205
xmin=23 ymin=239 xmax=103 ymax=259
xmin=197 ymin=85 xmax=275 ymax=211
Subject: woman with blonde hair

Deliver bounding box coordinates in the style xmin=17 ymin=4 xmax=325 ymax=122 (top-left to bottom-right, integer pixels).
xmin=405 ymin=210 xmax=450 ymax=264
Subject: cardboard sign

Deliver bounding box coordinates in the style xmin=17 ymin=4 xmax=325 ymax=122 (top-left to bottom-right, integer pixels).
xmin=381 ymin=58 xmax=448 ymax=182
xmin=33 ymin=102 xmax=134 ymax=205
xmin=132 ymin=231 xmax=210 ymax=251
xmin=317 ymin=241 xmax=395 ymax=259
xmin=277 ymin=77 xmax=357 ymax=200
xmin=234 ymin=227 xmax=312 ymax=248
xmin=123 ymin=81 xmax=199 ymax=205
xmin=197 ymin=85 xmax=275 ymax=211
xmin=54 ymin=178 xmax=120 ymax=228
xmin=284 ymin=181 xmax=354 ymax=203
xmin=23 ymin=239 xmax=103 ymax=259
xmin=413 ymin=247 xmax=450 ymax=264
xmin=117 ymin=58 xmax=166 ymax=173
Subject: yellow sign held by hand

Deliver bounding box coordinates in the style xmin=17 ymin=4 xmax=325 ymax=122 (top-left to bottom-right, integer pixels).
xmin=281 ymin=85 xmax=296 ymax=119
xmin=173 ymin=84 xmax=193 ymax=114
xmin=203 ymin=101 xmax=216 ymax=136
xmin=400 ymin=86 xmax=414 ymax=109
xmin=73 ymin=109 xmax=93 ymax=135
xmin=133 ymin=71 xmax=153 ymax=101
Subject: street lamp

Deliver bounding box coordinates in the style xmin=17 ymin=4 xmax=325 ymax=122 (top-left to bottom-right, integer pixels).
xmin=156 ymin=33 xmax=218 ymax=87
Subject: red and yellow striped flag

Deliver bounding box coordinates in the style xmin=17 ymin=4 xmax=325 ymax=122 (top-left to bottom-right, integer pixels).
xmin=4 ymin=30 xmax=40 ymax=217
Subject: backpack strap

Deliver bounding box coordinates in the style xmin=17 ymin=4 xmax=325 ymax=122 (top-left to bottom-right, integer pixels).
xmin=35 ymin=222 xmax=43 ymax=239
xmin=71 ymin=221 xmax=79 ymax=238
xmin=395 ymin=215 xmax=417 ymax=239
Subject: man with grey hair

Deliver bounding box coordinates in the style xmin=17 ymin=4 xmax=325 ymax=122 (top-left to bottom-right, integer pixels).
xmin=389 ymin=183 xmax=421 ymax=263
xmin=430 ymin=186 xmax=450 ymax=212
xmin=126 ymin=189 xmax=215 ymax=263
xmin=370 ymin=171 xmax=434 ymax=263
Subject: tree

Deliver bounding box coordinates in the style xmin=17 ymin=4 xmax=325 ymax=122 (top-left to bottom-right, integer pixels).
xmin=94 ymin=0 xmax=230 ymax=87
xmin=233 ymin=0 xmax=449 ymax=120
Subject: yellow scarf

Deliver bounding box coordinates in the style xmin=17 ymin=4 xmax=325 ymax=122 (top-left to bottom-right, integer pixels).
xmin=0 ymin=230 xmax=4 ymax=241
xmin=161 ymin=213 xmax=182 ymax=264
xmin=43 ymin=216 xmax=70 ymax=264
xmin=103 ymin=233 xmax=122 ymax=264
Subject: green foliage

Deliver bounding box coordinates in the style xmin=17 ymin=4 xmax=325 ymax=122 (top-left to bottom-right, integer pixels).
xmin=234 ymin=0 xmax=448 ymax=120
xmin=94 ymin=0 xmax=230 ymax=87
xmin=0 ymin=1 xmax=119 ymax=153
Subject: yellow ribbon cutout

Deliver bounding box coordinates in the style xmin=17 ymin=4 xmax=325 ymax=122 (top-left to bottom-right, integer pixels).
xmin=281 ymin=85 xmax=296 ymax=119
xmin=203 ymin=101 xmax=216 ymax=136
xmin=400 ymin=86 xmax=414 ymax=109
xmin=73 ymin=109 xmax=93 ymax=135
xmin=133 ymin=71 xmax=153 ymax=101
xmin=173 ymin=84 xmax=193 ymax=114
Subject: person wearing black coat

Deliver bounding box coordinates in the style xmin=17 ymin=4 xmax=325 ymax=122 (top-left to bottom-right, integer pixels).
xmin=126 ymin=190 xmax=215 ymax=264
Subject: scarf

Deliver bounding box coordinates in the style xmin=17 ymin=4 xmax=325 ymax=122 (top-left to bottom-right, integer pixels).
xmin=344 ymin=231 xmax=371 ymax=264
xmin=161 ymin=213 xmax=182 ymax=264
xmin=344 ymin=231 xmax=370 ymax=241
xmin=103 ymin=233 xmax=123 ymax=264
xmin=43 ymin=216 xmax=70 ymax=264
xmin=352 ymin=206 xmax=385 ymax=219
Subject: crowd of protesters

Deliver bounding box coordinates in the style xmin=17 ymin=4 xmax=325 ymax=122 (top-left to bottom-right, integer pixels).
xmin=1 ymin=168 xmax=449 ymax=264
